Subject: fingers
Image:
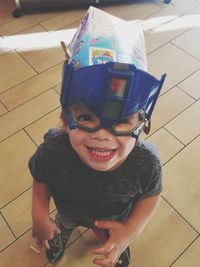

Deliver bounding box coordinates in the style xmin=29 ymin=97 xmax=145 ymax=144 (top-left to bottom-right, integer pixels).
xmin=43 ymin=240 xmax=50 ymax=250
xmin=31 ymin=218 xmax=61 ymax=250
xmin=54 ymin=226 xmax=61 ymax=235
xmin=91 ymin=242 xmax=114 ymax=255
xmin=35 ymin=238 xmax=50 ymax=250
xmin=91 ymin=242 xmax=116 ymax=267
xmin=93 ymin=248 xmax=119 ymax=267
xmin=95 ymin=220 xmax=116 ymax=231
xmin=49 ymin=217 xmax=61 ymax=235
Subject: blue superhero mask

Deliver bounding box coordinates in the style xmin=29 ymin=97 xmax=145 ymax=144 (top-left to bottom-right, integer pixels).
xmin=60 ymin=61 xmax=166 ymax=137
xmin=60 ymin=7 xmax=166 ymax=137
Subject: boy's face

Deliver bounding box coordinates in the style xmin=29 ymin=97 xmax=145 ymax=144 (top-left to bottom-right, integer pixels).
xmin=66 ymin=127 xmax=136 ymax=171
xmin=65 ymin=104 xmax=139 ymax=171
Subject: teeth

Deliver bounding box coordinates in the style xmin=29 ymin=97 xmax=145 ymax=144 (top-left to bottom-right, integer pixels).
xmin=91 ymin=149 xmax=113 ymax=156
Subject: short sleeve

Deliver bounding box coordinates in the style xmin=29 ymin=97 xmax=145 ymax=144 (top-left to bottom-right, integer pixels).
xmin=134 ymin=140 xmax=163 ymax=199
xmin=28 ymin=145 xmax=47 ymax=183
xmin=140 ymin=157 xmax=163 ymax=199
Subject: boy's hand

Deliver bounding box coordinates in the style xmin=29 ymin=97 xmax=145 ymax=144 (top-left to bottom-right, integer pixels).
xmin=91 ymin=220 xmax=133 ymax=267
xmin=32 ymin=217 xmax=61 ymax=250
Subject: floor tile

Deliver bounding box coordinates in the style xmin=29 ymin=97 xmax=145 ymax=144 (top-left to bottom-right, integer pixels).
xmin=141 ymin=0 xmax=200 ymax=31
xmin=62 ymin=19 xmax=82 ymax=31
xmin=17 ymin=35 xmax=64 ymax=73
xmin=172 ymin=0 xmax=200 ymax=9
xmin=0 ymin=11 xmax=60 ymax=36
xmin=0 ymin=89 xmax=60 ymax=142
xmin=133 ymin=198 xmax=198 ymax=267
xmin=141 ymin=9 xmax=178 ymax=32
xmin=25 ymin=108 xmax=61 ymax=146
xmin=165 ymin=100 xmax=200 ymax=145
xmin=172 ymin=25 xmax=200 ymax=60
xmin=0 ymin=63 xmax=62 ymax=110
xmin=184 ymin=5 xmax=200 ymax=24
xmin=46 ymin=228 xmax=100 ymax=267
xmin=0 ymin=0 xmax=16 ymax=25
xmin=172 ymin=237 xmax=200 ymax=267
xmin=147 ymin=43 xmax=200 ymax=93
xmin=16 ymin=28 xmax=76 ymax=73
xmin=0 ymin=51 xmax=36 ymax=93
xmin=53 ymin=83 xmax=61 ymax=95
xmin=1 ymin=188 xmax=56 ymax=238
xmin=0 ymin=24 xmax=47 ymax=56
xmin=145 ymin=10 xmax=200 ymax=53
xmin=102 ymin=1 xmax=161 ymax=21
xmin=147 ymin=128 xmax=184 ymax=164
xmin=0 ymin=213 xmax=15 ymax=252
xmin=0 ymin=35 xmax=13 ymax=56
xmin=1 ymin=189 xmax=32 ymax=238
xmin=162 ymin=136 xmax=200 ymax=232
xmin=150 ymin=86 xmax=194 ymax=133
xmin=0 ymin=102 xmax=7 ymax=116
xmin=41 ymin=8 xmax=86 ymax=31
xmin=178 ymin=70 xmax=200 ymax=100
xmin=0 ymin=230 xmax=48 ymax=267
xmin=0 ymin=131 xmax=35 ymax=208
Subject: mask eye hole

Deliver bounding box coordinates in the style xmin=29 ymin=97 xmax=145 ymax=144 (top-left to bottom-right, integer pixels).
xmin=77 ymin=114 xmax=93 ymax=122
xmin=70 ymin=103 xmax=101 ymax=128
xmin=119 ymin=118 xmax=129 ymax=124
xmin=114 ymin=113 xmax=139 ymax=130
xmin=112 ymin=110 xmax=146 ymax=135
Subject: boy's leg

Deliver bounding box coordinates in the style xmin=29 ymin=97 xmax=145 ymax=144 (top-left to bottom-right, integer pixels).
xmin=55 ymin=211 xmax=78 ymax=243
xmin=46 ymin=211 xmax=78 ymax=263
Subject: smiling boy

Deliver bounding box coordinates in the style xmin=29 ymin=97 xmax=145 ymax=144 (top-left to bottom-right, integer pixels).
xmin=29 ymin=7 xmax=166 ymax=267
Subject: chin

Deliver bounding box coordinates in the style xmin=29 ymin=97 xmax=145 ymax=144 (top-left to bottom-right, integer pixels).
xmin=87 ymin=161 xmax=117 ymax=172
xmin=91 ymin=166 xmax=114 ymax=172
xmin=80 ymin=153 xmax=120 ymax=171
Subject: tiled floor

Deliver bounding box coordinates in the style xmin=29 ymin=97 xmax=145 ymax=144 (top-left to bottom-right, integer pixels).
xmin=0 ymin=0 xmax=200 ymax=266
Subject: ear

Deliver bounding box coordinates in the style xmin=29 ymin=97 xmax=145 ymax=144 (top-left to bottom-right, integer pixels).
xmin=64 ymin=126 xmax=69 ymax=134
xmin=143 ymin=120 xmax=151 ymax=135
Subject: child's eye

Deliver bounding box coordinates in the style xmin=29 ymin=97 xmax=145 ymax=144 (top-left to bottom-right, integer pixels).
xmin=77 ymin=114 xmax=93 ymax=122
xmin=119 ymin=118 xmax=129 ymax=124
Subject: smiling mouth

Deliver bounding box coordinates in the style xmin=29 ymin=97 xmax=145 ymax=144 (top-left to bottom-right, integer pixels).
xmin=87 ymin=147 xmax=117 ymax=161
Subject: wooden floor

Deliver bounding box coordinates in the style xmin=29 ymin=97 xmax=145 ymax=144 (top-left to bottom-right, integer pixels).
xmin=0 ymin=0 xmax=200 ymax=266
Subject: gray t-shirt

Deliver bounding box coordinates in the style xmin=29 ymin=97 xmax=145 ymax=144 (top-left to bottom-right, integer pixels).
xmin=29 ymin=128 xmax=162 ymax=218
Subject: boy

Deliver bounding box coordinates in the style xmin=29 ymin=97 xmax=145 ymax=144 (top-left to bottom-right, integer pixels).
xmin=29 ymin=7 xmax=166 ymax=267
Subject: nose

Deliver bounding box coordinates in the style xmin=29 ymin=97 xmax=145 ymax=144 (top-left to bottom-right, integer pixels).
xmin=90 ymin=127 xmax=113 ymax=141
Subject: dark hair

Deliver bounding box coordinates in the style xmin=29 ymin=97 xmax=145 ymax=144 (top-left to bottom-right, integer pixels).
xmin=60 ymin=110 xmax=68 ymax=129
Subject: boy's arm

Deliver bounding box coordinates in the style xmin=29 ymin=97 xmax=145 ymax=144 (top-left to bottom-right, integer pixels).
xmin=32 ymin=178 xmax=51 ymax=220
xmin=91 ymin=194 xmax=160 ymax=267
xmin=125 ymin=193 xmax=161 ymax=239
xmin=32 ymin=179 xmax=60 ymax=249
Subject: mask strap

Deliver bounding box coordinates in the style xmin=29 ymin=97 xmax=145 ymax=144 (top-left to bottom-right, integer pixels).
xmin=143 ymin=120 xmax=151 ymax=135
